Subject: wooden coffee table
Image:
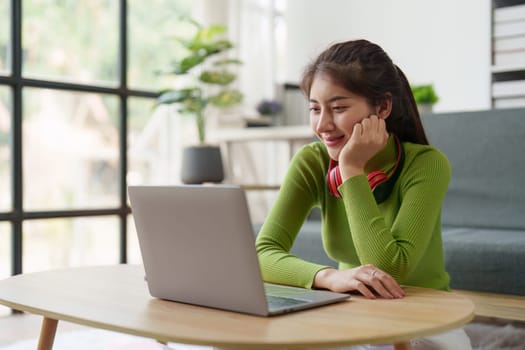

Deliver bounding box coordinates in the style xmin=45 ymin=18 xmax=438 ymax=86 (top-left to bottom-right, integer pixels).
xmin=0 ymin=264 xmax=474 ymax=350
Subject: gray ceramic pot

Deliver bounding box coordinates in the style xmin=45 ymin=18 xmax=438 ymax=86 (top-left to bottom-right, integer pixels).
xmin=180 ymin=145 xmax=224 ymax=184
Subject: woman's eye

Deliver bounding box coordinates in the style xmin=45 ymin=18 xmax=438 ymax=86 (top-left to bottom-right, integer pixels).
xmin=333 ymin=106 xmax=348 ymax=112
xmin=309 ymin=106 xmax=320 ymax=113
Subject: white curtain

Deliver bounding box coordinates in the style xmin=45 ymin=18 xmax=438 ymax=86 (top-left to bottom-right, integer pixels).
xmin=194 ymin=0 xmax=281 ymax=114
xmin=237 ymin=0 xmax=277 ymax=111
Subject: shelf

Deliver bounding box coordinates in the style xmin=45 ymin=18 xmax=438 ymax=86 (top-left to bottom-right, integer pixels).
xmin=491 ymin=64 xmax=525 ymax=73
xmin=209 ymin=125 xmax=315 ymax=143
xmin=491 ymin=1 xmax=525 ymax=108
xmin=211 ymin=125 xmax=315 ymax=192
xmin=239 ymin=184 xmax=281 ymax=191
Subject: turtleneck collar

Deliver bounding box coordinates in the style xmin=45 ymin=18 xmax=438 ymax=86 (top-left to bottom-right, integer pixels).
xmin=364 ymin=134 xmax=398 ymax=174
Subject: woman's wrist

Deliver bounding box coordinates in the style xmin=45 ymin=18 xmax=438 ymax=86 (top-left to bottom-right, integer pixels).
xmin=339 ymin=165 xmax=364 ymax=182
xmin=313 ymin=268 xmax=337 ymax=289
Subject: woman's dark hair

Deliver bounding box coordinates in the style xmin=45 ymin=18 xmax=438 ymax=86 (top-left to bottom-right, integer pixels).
xmin=300 ymin=39 xmax=429 ymax=145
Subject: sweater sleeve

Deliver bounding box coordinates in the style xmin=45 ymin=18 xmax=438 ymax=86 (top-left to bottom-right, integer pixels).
xmin=338 ymin=148 xmax=451 ymax=282
xmin=255 ymin=144 xmax=332 ymax=288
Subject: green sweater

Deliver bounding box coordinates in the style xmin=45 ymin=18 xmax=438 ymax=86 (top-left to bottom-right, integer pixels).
xmin=256 ymin=135 xmax=451 ymax=291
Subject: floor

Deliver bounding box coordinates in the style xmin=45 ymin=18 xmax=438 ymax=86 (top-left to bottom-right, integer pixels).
xmin=0 ymin=310 xmax=88 ymax=347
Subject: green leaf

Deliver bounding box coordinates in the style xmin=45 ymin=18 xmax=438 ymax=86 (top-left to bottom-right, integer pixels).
xmin=166 ymin=41 xmax=233 ymax=75
xmin=175 ymin=54 xmax=206 ymax=73
xmin=213 ymin=58 xmax=242 ymax=66
xmin=202 ymin=40 xmax=233 ymax=55
xmin=154 ymin=67 xmax=189 ymax=76
xmin=411 ymin=84 xmax=439 ymax=104
xmin=199 ymin=70 xmax=236 ymax=85
xmin=157 ymin=87 xmax=201 ymax=105
xmin=195 ymin=24 xmax=226 ymax=42
xmin=208 ymin=90 xmax=243 ymax=108
xmin=179 ymin=97 xmax=206 ymax=114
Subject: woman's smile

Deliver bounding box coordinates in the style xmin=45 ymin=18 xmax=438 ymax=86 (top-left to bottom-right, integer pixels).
xmin=322 ymin=134 xmax=346 ymax=148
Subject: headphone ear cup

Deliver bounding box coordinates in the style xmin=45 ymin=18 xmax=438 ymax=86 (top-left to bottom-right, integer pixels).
xmin=367 ymin=170 xmax=388 ymax=190
xmin=329 ymin=167 xmax=387 ymax=199
xmin=372 ymin=181 xmax=391 ymax=204
xmin=327 ymin=165 xmax=342 ymax=198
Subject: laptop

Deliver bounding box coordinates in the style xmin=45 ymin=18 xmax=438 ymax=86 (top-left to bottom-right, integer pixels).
xmin=128 ymin=184 xmax=350 ymax=316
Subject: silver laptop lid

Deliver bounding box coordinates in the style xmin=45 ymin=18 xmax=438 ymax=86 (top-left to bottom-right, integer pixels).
xmin=128 ymin=185 xmax=270 ymax=316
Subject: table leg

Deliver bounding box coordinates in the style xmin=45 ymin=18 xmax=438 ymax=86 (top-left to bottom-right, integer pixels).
xmin=37 ymin=317 xmax=58 ymax=350
xmin=393 ymin=342 xmax=412 ymax=350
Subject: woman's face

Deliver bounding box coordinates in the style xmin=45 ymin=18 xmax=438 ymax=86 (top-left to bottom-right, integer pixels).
xmin=309 ymin=73 xmax=375 ymax=161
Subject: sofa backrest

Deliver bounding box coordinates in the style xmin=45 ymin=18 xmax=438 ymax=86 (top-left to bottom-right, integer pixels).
xmin=421 ymin=108 xmax=525 ymax=230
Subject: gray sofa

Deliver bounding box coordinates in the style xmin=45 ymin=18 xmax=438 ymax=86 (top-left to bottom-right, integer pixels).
xmin=258 ymin=108 xmax=525 ymax=296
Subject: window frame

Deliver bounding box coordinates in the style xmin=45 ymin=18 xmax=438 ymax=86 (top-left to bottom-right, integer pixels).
xmin=0 ymin=0 xmax=158 ymax=280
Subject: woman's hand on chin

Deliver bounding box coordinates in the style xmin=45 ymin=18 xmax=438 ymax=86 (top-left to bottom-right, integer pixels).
xmin=339 ymin=115 xmax=389 ymax=181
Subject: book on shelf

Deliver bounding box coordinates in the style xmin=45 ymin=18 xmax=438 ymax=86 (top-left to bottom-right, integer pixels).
xmin=494 ymin=4 xmax=525 ymax=23
xmin=492 ymin=80 xmax=525 ymax=98
xmin=493 ymin=20 xmax=525 ymax=38
xmin=494 ymin=97 xmax=525 ymax=109
xmin=494 ymin=50 xmax=525 ymax=67
xmin=494 ymin=36 xmax=525 ymax=52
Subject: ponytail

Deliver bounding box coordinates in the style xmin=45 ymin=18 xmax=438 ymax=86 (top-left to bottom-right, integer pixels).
xmin=393 ymin=65 xmax=429 ymax=145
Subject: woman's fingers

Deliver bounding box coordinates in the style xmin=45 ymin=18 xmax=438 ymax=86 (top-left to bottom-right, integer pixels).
xmin=381 ymin=272 xmax=406 ymax=298
xmin=356 ymin=265 xmax=405 ymax=299
xmin=366 ymin=269 xmax=405 ymax=299
xmin=353 ymin=115 xmax=387 ymax=143
xmin=367 ymin=270 xmax=394 ymax=299
xmin=352 ymin=122 xmax=362 ymax=138
xmin=349 ymin=280 xmax=376 ymax=299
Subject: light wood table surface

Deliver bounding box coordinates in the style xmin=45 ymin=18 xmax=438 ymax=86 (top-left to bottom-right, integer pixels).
xmin=0 ymin=264 xmax=474 ymax=350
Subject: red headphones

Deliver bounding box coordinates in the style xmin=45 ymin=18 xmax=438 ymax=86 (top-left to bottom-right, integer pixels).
xmin=326 ymin=136 xmax=405 ymax=204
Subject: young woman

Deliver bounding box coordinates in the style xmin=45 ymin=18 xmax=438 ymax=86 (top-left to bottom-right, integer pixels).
xmin=255 ymin=40 xmax=471 ymax=349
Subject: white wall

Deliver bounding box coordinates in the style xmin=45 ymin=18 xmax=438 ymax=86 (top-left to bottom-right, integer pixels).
xmin=284 ymin=0 xmax=492 ymax=112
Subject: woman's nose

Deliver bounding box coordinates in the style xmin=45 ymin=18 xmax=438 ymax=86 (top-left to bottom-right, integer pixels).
xmin=316 ymin=109 xmax=334 ymax=133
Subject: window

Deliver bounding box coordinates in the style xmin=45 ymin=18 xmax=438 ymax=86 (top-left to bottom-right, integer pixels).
xmin=0 ymin=1 xmax=8 ymax=75
xmin=0 ymin=222 xmax=10 ymax=317
xmin=128 ymin=0 xmax=192 ymax=90
xmin=127 ymin=215 xmax=141 ymax=264
xmin=0 ymin=223 xmax=10 ymax=278
xmin=0 ymin=86 xmax=10 ymax=212
xmin=0 ymin=1 xmax=193 ymax=293
xmin=23 ymin=89 xmax=120 ymax=211
xmin=23 ymin=217 xmax=119 ymax=273
xmin=22 ymin=1 xmax=119 ymax=85
xmin=237 ymin=0 xmax=286 ymax=107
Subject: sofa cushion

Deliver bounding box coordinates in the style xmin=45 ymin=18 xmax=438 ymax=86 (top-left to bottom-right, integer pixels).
xmin=422 ymin=108 xmax=525 ymax=230
xmin=442 ymin=226 xmax=525 ymax=295
xmin=290 ymin=221 xmax=337 ymax=267
xmin=253 ymin=221 xmax=336 ymax=268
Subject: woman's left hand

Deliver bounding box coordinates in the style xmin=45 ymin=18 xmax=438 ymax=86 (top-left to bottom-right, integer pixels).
xmin=339 ymin=114 xmax=389 ymax=180
xmin=313 ymin=264 xmax=405 ymax=299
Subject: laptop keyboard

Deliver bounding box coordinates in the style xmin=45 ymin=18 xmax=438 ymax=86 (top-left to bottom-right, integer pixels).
xmin=266 ymin=295 xmax=310 ymax=308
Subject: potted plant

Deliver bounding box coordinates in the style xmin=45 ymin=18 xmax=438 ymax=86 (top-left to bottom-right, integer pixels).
xmin=157 ymin=17 xmax=243 ymax=184
xmin=411 ymin=84 xmax=439 ymax=114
